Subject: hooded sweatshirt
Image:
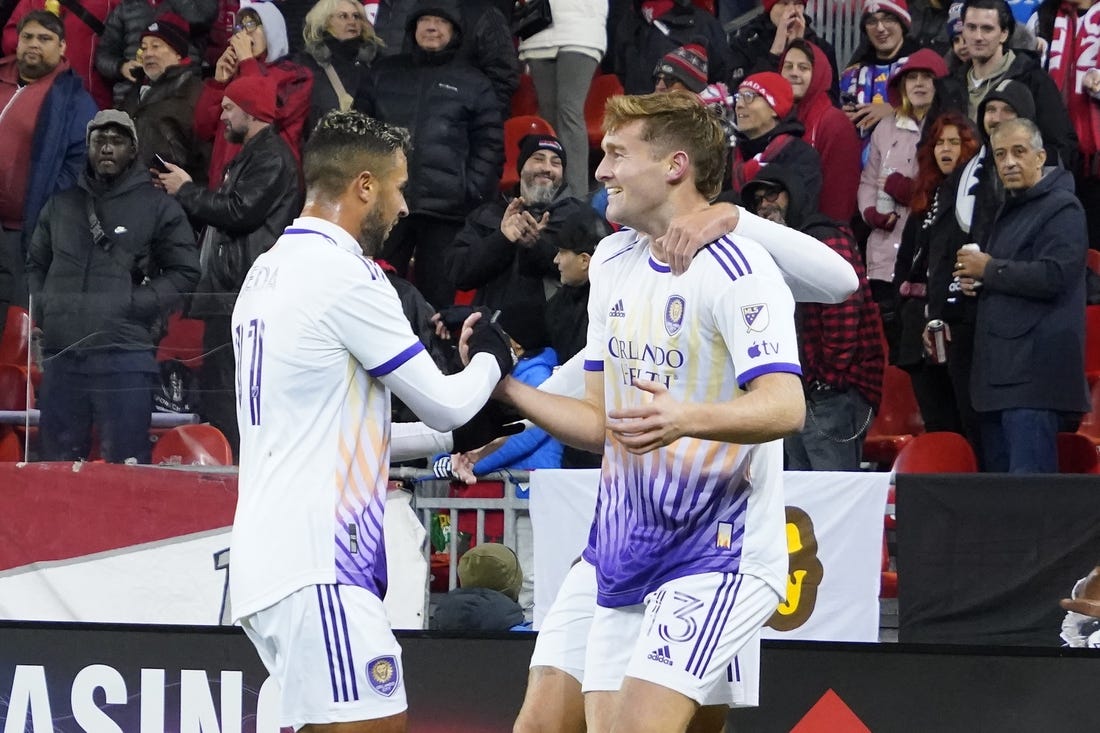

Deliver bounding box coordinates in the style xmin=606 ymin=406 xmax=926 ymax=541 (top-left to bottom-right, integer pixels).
xmin=193 ymin=0 xmax=313 ymax=186
xmin=785 ymin=41 xmax=861 ymax=223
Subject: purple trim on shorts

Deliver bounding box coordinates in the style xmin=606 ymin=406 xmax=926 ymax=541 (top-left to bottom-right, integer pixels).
xmin=334 ymin=585 xmax=360 ymax=700
xmin=687 ymin=574 xmax=742 ymax=678
xmin=325 ymin=585 xmax=351 ymax=702
xmin=316 ymin=585 xmax=341 ymax=702
xmin=369 ymin=342 xmax=426 ymax=377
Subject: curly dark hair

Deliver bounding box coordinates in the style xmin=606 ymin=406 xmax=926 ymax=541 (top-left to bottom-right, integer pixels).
xmin=911 ymin=112 xmax=981 ymax=215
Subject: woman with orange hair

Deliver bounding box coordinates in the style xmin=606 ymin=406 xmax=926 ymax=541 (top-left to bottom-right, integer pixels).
xmin=893 ymin=110 xmax=983 ymax=453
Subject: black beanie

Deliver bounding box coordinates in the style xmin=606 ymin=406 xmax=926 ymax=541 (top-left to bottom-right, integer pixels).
xmin=516 ymin=134 xmax=566 ymax=176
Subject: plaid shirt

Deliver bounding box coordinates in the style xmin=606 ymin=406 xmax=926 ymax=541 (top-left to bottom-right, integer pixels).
xmin=797 ymin=223 xmax=885 ymax=409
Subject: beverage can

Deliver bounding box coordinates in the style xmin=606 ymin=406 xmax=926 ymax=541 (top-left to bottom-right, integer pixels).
xmin=927 ymin=319 xmax=948 ymax=364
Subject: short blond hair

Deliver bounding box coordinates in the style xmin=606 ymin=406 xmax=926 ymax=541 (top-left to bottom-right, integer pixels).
xmin=601 ymin=91 xmax=726 ymax=200
xmin=303 ymin=0 xmax=380 ymax=53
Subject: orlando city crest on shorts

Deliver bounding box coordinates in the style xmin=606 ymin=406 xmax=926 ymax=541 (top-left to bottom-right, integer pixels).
xmin=367 ymin=655 xmax=400 ymax=697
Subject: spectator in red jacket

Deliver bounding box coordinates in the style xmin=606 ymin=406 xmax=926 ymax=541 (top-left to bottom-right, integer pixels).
xmin=193 ymin=0 xmax=311 ymax=187
xmin=781 ymin=38 xmax=861 ymax=224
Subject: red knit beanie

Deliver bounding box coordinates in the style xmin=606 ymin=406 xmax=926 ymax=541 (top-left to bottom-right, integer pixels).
xmin=653 ymin=43 xmax=709 ymax=93
xmin=739 ymin=71 xmax=794 ymax=119
xmin=225 ymin=75 xmax=277 ymax=123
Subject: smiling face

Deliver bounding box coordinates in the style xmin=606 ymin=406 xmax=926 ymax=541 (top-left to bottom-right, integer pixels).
xmin=934 ymin=124 xmax=963 ymax=175
xmin=780 ymin=47 xmax=813 ymax=102
xmin=140 ymin=35 xmax=183 ymax=82
xmin=16 ymin=20 xmax=65 ymax=81
xmin=415 ymin=14 xmax=453 ymax=52
xmin=88 ymin=125 xmax=136 ymax=182
xmin=864 ymin=11 xmax=905 ymax=58
xmin=595 ymin=119 xmax=671 ymax=234
xmin=735 ymin=88 xmax=778 ymax=139
xmin=519 ymin=149 xmax=563 ymax=206
xmin=962 ymin=7 xmax=1007 ymax=66
xmin=327 ymin=0 xmax=364 ymax=40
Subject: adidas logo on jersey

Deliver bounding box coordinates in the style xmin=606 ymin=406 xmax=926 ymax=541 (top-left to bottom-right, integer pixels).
xmin=609 ymin=299 xmax=626 ymax=318
xmin=646 ymin=645 xmax=673 ymax=666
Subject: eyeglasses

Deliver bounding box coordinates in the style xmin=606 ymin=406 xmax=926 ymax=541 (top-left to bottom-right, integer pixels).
xmin=735 ymin=89 xmax=761 ymax=104
xmin=331 ymin=11 xmax=362 ymax=22
xmin=863 ymin=13 xmax=901 ymax=29
xmin=752 ymin=188 xmax=784 ymax=204
xmin=235 ymin=18 xmax=262 ymax=32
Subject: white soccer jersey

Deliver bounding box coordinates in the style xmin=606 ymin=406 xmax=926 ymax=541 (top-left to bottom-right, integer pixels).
xmin=582 ymin=229 xmax=800 ymax=607
xmin=229 ymin=217 xmax=428 ymax=621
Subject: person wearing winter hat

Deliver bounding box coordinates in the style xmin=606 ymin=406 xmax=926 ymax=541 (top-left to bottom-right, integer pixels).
xmin=118 ymin=13 xmax=208 ymax=185
xmin=857 ymin=48 xmax=946 ymax=353
xmin=840 ymin=0 xmax=923 ymax=149
xmin=27 ymin=107 xmax=199 ymax=464
xmin=431 ymin=543 xmax=529 ymax=631
xmin=945 ymin=2 xmax=970 ymax=69
xmin=446 ymin=129 xmax=586 ymax=330
xmin=155 ymin=70 xmax=301 ymax=459
xmin=653 ymin=43 xmax=708 ymax=94
xmin=194 ymin=0 xmax=313 ymax=187
xmin=730 ymin=71 xmax=824 ymax=208
xmin=728 ymin=0 xmax=841 ymax=102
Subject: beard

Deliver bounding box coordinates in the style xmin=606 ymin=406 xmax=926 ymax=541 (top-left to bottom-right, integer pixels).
xmin=358 ymin=205 xmax=390 ymax=257
xmin=756 ymin=203 xmax=787 ymax=225
xmin=224 ymin=124 xmax=247 ymax=144
xmin=519 ymin=177 xmax=558 ymax=208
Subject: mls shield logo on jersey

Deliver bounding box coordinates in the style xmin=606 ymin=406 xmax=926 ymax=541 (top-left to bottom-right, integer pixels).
xmin=664 ymin=295 xmax=685 ymax=336
xmin=367 ymin=655 xmax=400 ymax=697
xmin=741 ymin=304 xmax=769 ymax=332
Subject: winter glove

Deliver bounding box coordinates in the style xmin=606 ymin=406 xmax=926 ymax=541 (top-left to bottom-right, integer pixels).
xmin=863 ymin=207 xmax=896 ymax=232
xmin=882 ymin=172 xmax=914 ymax=205
xmin=432 ymin=454 xmax=457 ymax=480
xmin=453 ymin=400 xmax=525 ymax=453
xmin=466 ymin=314 xmax=517 ymax=380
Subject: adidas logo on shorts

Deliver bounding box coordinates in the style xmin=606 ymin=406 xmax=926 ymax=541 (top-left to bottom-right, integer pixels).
xmin=646 ymin=644 xmax=673 ymax=666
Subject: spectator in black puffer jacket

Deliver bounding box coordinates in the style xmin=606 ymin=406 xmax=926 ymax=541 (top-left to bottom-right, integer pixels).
xmin=356 ymin=0 xmax=504 ymax=310
xmin=26 ymin=110 xmax=200 ymax=464
xmin=94 ymin=0 xmax=215 ymax=105
xmin=372 ymin=0 xmax=518 ymax=110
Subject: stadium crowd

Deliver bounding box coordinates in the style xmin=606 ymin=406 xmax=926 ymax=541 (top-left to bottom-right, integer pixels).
xmin=0 ymin=0 xmax=1096 ymax=475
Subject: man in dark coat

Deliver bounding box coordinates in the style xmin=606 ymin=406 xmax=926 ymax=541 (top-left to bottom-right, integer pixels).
xmin=118 ymin=14 xmax=209 ymax=186
xmin=357 ymin=0 xmax=504 ymax=309
xmin=156 ymin=75 xmax=302 ymax=459
xmin=954 ymin=118 xmax=1090 ymax=472
xmin=447 ymin=134 xmax=586 ymax=318
xmin=26 ymin=110 xmax=200 ymax=463
xmin=743 ymin=163 xmax=885 ymax=471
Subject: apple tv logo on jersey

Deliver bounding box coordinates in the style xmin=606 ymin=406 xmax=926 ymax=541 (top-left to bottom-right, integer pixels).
xmin=747 ymin=341 xmax=780 ymax=359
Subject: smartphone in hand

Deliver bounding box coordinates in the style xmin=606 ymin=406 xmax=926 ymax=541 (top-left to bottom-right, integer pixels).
xmin=152 ymin=154 xmax=172 ymax=172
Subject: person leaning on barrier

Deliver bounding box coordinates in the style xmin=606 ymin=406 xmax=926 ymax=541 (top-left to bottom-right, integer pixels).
xmin=26 ymin=110 xmax=200 ymax=463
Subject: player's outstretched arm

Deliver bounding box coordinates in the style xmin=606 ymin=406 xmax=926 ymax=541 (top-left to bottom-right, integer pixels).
xmin=607 ymin=372 xmax=805 ymax=454
xmin=495 ymin=368 xmax=607 ymax=454
xmin=659 ymin=202 xmax=858 ymax=303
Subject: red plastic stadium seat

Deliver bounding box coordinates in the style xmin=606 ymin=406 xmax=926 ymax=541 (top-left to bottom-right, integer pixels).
xmin=1087 ymin=249 xmax=1100 ymax=276
xmin=584 ymin=73 xmax=624 ymax=149
xmin=862 ymin=366 xmax=925 ymax=467
xmin=500 ymin=115 xmax=556 ymax=192
xmin=892 ymin=431 xmax=979 ymax=475
xmin=0 ymin=363 xmax=33 ymax=410
xmin=151 ymin=424 xmax=233 ymax=466
xmin=1058 ymin=432 xmax=1100 ymax=474
xmin=1086 ymin=306 xmax=1100 ymax=387
xmin=0 ymin=306 xmax=31 ymax=366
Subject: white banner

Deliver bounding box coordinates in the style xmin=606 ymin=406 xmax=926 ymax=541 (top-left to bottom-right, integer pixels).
xmin=530 ymin=470 xmax=889 ymax=641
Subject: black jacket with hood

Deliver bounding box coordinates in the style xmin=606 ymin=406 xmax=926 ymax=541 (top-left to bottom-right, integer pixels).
xmin=26 ymin=162 xmax=200 ymax=355
xmin=357 ymin=0 xmax=504 ymax=221
xmin=729 ymin=11 xmax=840 ymax=102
